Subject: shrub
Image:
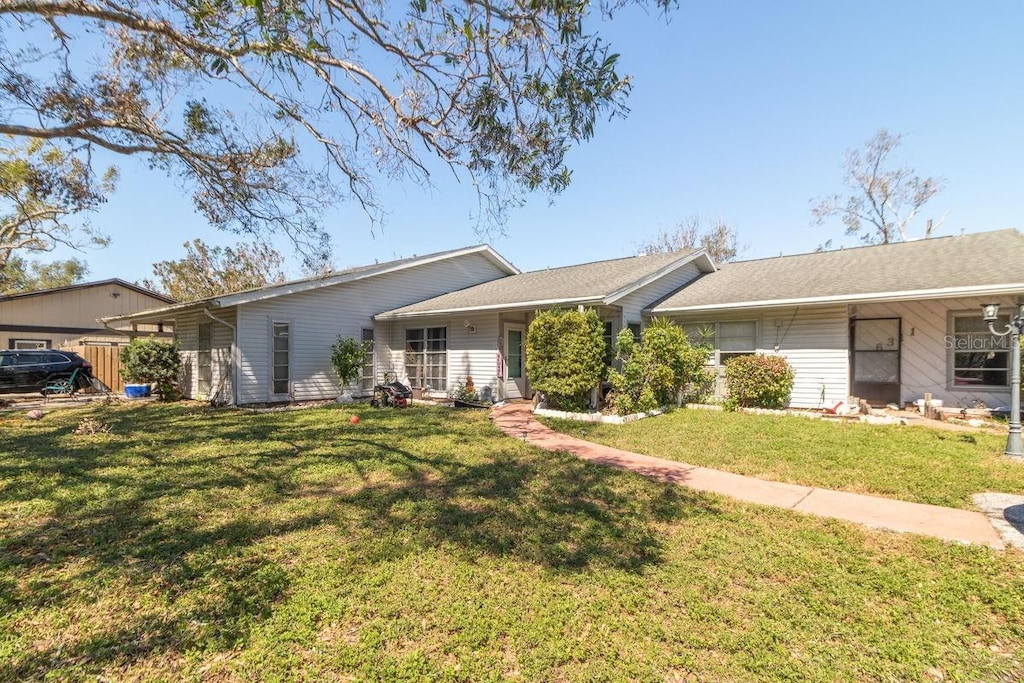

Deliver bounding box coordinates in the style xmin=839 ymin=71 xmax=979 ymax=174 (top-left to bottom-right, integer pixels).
xmin=526 ymin=308 xmax=606 ymax=412
xmin=724 ymin=354 xmax=795 ymax=410
xmin=608 ymin=318 xmax=712 ymax=415
xmin=330 ymin=336 xmax=368 ymax=391
xmin=119 ymin=337 xmax=181 ymax=400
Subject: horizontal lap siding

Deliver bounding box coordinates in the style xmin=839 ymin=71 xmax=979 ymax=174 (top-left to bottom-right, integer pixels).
xmin=768 ymin=307 xmax=849 ymax=408
xmin=379 ymin=313 xmax=501 ymax=399
xmin=855 ymin=296 xmax=1018 ymax=409
xmin=236 ymin=253 xmax=509 ymax=404
xmin=664 ymin=305 xmax=849 ymax=409
xmin=175 ymin=310 xmax=235 ymax=400
xmin=616 ymin=263 xmax=703 ymax=326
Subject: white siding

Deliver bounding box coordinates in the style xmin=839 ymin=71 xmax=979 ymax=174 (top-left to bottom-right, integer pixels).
xmin=235 ymin=252 xmax=509 ymax=404
xmin=664 ymin=305 xmax=849 ymax=409
xmin=616 ymin=262 xmax=704 ymax=326
xmin=855 ymin=296 xmax=1018 ymax=409
xmin=175 ymin=309 xmax=235 ymax=402
xmin=378 ymin=312 xmax=503 ymax=401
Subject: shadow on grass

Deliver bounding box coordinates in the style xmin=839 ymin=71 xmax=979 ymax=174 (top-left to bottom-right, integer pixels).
xmin=0 ymin=404 xmax=718 ymax=679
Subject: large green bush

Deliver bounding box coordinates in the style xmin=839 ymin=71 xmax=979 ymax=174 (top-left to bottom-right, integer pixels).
xmin=609 ymin=318 xmax=712 ymax=415
xmin=526 ymin=308 xmax=606 ymax=412
xmin=119 ymin=337 xmax=182 ymax=400
xmin=724 ymin=354 xmax=795 ymax=410
xmin=330 ymin=336 xmax=368 ymax=390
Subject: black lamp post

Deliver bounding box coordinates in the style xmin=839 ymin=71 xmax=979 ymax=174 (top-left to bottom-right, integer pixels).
xmin=981 ymin=302 xmax=1023 ymax=457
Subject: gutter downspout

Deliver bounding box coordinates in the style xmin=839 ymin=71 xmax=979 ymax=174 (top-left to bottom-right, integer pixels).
xmin=204 ymin=308 xmax=238 ymax=406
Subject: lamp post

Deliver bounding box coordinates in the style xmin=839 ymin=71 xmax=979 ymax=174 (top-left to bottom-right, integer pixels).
xmin=981 ymin=302 xmax=1023 ymax=457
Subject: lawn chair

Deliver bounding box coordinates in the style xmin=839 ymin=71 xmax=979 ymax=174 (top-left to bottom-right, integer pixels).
xmin=42 ymin=368 xmax=84 ymax=402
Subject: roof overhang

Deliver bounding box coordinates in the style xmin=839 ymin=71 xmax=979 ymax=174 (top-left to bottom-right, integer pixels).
xmin=647 ymin=283 xmax=1024 ymax=315
xmin=374 ymin=296 xmax=606 ymax=321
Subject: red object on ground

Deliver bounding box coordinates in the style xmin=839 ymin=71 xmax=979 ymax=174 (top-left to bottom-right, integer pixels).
xmin=349 ymin=415 xmax=360 ymax=424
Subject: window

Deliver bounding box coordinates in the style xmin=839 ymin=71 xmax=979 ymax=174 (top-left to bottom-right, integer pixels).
xmin=197 ymin=323 xmax=212 ymax=395
xmin=949 ymin=314 xmax=1010 ymax=388
xmin=9 ymin=339 xmax=49 ymax=349
xmin=272 ymin=322 xmax=290 ymax=395
xmin=361 ymin=328 xmax=375 ymax=393
xmin=683 ymin=321 xmax=757 ymax=395
xmin=603 ymin=321 xmax=615 ymax=364
xmin=405 ymin=327 xmax=446 ymax=391
xmin=627 ymin=323 xmax=642 ymax=341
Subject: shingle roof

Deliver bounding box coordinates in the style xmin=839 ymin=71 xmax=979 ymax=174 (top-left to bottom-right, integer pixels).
xmin=377 ymin=250 xmax=702 ymax=318
xmin=102 ymin=244 xmax=516 ymax=323
xmin=0 ymin=278 xmax=174 ymax=303
xmin=650 ymin=229 xmax=1024 ymax=313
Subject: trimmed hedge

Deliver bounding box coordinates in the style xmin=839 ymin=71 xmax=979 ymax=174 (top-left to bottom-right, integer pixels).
xmin=724 ymin=354 xmax=794 ymax=410
xmin=526 ymin=308 xmax=605 ymax=412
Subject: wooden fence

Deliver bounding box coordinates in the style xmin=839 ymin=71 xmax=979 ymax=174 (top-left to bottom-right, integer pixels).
xmin=65 ymin=345 xmax=124 ymax=393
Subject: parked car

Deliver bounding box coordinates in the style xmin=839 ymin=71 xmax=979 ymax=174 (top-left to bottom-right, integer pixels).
xmin=0 ymin=350 xmax=94 ymax=394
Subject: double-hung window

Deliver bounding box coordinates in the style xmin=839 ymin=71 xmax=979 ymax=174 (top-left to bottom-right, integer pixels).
xmin=197 ymin=323 xmax=213 ymax=395
xmin=949 ymin=314 xmax=1010 ymax=389
xmin=683 ymin=321 xmax=757 ymax=396
xmin=405 ymin=327 xmax=447 ymax=391
xmin=272 ymin=322 xmax=290 ymax=396
xmin=360 ymin=328 xmax=375 ymax=393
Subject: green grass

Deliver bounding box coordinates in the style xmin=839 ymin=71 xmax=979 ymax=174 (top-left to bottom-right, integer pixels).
xmin=1 ymin=402 xmax=1022 ymax=682
xmin=542 ymin=408 xmax=1024 ymax=508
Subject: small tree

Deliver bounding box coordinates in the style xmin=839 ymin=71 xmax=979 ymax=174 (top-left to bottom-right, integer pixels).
xmin=526 ymin=308 xmax=606 ymax=412
xmin=330 ymin=336 xmax=368 ymax=394
xmin=609 ymin=318 xmax=711 ymax=415
xmin=724 ymin=354 xmax=795 ymax=410
xmin=119 ymin=337 xmax=182 ymax=400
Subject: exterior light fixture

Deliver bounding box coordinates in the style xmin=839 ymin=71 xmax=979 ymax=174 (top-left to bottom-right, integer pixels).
xmin=981 ymin=302 xmax=1023 ymax=457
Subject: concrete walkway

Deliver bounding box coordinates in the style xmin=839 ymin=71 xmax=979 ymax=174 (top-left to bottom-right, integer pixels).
xmin=491 ymin=403 xmax=1006 ymax=549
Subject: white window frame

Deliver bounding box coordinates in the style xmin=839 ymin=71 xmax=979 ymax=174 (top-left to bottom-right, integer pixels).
xmin=197 ymin=322 xmax=213 ymax=395
xmin=684 ymin=321 xmax=758 ymax=396
xmin=10 ymin=339 xmax=50 ymax=349
xmin=360 ymin=328 xmax=375 ymax=394
xmin=405 ymin=326 xmax=447 ymax=392
xmin=271 ymin=321 xmax=291 ymax=398
xmin=947 ymin=311 xmax=1011 ymax=391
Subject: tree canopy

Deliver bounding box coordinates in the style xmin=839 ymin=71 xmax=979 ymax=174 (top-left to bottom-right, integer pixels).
xmin=0 ymin=255 xmax=89 ymax=293
xmin=0 ymin=138 xmax=115 ymax=271
xmin=636 ymin=216 xmax=740 ymax=263
xmin=143 ymin=238 xmax=287 ymax=301
xmin=812 ymin=129 xmax=945 ymax=245
xmin=1 ymin=0 xmax=675 ymax=265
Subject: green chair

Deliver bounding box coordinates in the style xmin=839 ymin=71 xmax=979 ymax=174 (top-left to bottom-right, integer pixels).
xmin=42 ymin=368 xmax=84 ymax=402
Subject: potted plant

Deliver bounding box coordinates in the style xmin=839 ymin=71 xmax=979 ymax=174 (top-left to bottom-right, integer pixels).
xmin=330 ymin=336 xmax=368 ymax=402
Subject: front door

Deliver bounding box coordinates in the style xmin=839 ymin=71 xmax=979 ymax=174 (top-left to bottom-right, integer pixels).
xmin=851 ymin=318 xmax=901 ymax=407
xmin=503 ymin=324 xmax=526 ymax=399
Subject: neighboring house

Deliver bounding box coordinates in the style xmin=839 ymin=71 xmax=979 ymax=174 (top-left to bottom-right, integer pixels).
xmin=375 ymin=250 xmax=716 ymax=401
xmin=648 ymin=229 xmax=1024 ymax=410
xmin=102 ymin=229 xmax=1024 ymax=411
xmin=0 ymin=279 xmax=173 ymax=349
xmin=102 ymin=246 xmax=519 ymax=404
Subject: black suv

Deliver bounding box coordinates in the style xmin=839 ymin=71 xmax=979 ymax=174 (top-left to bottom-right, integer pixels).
xmin=0 ymin=350 xmax=94 ymax=394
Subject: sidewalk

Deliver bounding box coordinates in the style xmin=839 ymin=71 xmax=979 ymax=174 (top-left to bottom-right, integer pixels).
xmin=491 ymin=403 xmax=1006 ymax=549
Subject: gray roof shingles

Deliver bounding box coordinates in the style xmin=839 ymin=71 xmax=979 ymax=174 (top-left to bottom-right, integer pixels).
xmin=650 ymin=229 xmax=1024 ymax=312
xmin=378 ymin=250 xmax=696 ymax=317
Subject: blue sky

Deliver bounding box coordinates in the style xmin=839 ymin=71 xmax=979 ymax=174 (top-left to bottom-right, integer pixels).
xmin=42 ymin=0 xmax=1024 ymax=282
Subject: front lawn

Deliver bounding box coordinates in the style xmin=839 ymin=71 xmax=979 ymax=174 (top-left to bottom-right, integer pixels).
xmin=1 ymin=403 xmax=1022 ymax=681
xmin=542 ymin=408 xmax=1024 ymax=508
